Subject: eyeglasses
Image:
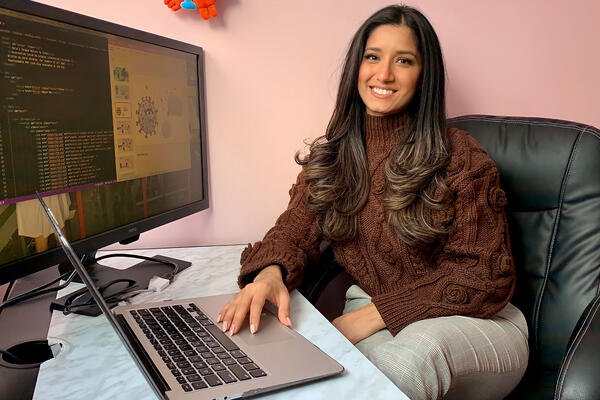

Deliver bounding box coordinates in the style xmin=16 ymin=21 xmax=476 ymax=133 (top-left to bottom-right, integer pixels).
xmin=62 ymin=278 xmax=142 ymax=316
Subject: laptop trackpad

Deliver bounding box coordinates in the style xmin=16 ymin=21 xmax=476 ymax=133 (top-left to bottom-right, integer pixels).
xmin=235 ymin=311 xmax=295 ymax=345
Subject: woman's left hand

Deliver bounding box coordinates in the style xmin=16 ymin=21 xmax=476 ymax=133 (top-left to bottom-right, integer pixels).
xmin=332 ymin=302 xmax=386 ymax=344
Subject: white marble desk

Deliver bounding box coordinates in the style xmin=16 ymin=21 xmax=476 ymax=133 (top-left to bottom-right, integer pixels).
xmin=33 ymin=245 xmax=407 ymax=400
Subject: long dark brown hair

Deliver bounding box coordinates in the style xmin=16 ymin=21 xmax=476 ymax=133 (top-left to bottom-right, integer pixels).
xmin=297 ymin=5 xmax=452 ymax=246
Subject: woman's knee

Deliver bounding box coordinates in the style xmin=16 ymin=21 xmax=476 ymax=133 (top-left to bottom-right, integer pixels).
xmin=366 ymin=335 xmax=451 ymax=400
xmin=343 ymin=284 xmax=372 ymax=314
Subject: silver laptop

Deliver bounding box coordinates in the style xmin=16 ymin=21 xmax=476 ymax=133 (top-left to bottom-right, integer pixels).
xmin=37 ymin=193 xmax=344 ymax=400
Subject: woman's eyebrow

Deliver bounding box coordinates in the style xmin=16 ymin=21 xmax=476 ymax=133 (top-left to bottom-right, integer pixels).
xmin=396 ymin=50 xmax=418 ymax=57
xmin=364 ymin=47 xmax=418 ymax=57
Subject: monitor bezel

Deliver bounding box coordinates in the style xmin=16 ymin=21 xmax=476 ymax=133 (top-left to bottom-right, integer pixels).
xmin=0 ymin=0 xmax=209 ymax=285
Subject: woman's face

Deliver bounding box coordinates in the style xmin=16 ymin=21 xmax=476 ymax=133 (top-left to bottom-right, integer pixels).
xmin=358 ymin=24 xmax=422 ymax=117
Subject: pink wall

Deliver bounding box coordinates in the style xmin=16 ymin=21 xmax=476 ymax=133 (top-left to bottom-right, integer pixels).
xmin=36 ymin=0 xmax=600 ymax=249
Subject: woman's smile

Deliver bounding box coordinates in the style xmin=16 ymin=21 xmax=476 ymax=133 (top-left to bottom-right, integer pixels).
xmin=369 ymin=86 xmax=397 ymax=97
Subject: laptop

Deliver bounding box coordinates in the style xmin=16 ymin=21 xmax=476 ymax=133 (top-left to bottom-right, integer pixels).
xmin=37 ymin=193 xmax=344 ymax=400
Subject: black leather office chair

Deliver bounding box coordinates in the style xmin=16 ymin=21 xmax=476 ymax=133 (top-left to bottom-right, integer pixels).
xmin=298 ymin=115 xmax=600 ymax=400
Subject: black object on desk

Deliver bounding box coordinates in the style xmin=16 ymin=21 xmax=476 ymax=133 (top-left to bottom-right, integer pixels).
xmin=50 ymin=255 xmax=191 ymax=316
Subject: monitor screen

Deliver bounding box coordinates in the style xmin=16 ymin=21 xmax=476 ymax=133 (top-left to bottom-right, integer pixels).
xmin=0 ymin=1 xmax=208 ymax=285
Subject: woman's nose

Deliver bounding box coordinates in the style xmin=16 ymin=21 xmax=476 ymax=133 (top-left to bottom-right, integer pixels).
xmin=377 ymin=62 xmax=394 ymax=82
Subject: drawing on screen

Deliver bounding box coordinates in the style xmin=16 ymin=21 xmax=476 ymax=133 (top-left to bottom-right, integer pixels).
xmin=115 ymin=85 xmax=129 ymax=99
xmin=115 ymin=102 xmax=131 ymax=118
xmin=136 ymin=96 xmax=158 ymax=138
xmin=119 ymin=156 xmax=134 ymax=169
xmin=117 ymin=138 xmax=133 ymax=152
xmin=113 ymin=66 xmax=129 ymax=82
xmin=116 ymin=120 xmax=131 ymax=134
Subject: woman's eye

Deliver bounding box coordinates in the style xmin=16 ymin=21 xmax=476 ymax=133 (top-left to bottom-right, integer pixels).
xmin=396 ymin=58 xmax=413 ymax=65
xmin=364 ymin=54 xmax=378 ymax=61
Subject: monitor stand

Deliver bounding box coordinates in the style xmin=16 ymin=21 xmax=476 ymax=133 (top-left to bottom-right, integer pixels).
xmin=50 ymin=251 xmax=192 ymax=316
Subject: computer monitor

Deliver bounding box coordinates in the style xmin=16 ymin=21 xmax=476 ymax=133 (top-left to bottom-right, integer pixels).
xmin=0 ymin=0 xmax=208 ymax=286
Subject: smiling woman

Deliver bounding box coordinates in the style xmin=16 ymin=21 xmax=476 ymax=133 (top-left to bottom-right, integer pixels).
xmin=220 ymin=5 xmax=529 ymax=400
xmin=358 ymin=24 xmax=422 ymax=117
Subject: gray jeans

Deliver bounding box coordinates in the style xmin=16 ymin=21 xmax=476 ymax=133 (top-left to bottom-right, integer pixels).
xmin=344 ymin=285 xmax=529 ymax=400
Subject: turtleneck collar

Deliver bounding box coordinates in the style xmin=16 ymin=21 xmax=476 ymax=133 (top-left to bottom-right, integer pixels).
xmin=364 ymin=112 xmax=405 ymax=150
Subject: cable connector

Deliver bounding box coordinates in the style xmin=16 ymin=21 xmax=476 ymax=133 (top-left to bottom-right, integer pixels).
xmin=148 ymin=276 xmax=170 ymax=293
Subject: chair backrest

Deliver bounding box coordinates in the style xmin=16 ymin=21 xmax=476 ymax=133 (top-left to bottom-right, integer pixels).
xmin=448 ymin=115 xmax=600 ymax=375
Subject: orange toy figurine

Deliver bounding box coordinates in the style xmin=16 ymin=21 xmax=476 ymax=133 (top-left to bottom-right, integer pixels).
xmin=193 ymin=0 xmax=217 ymax=20
xmin=163 ymin=0 xmax=217 ymax=20
xmin=164 ymin=0 xmax=182 ymax=11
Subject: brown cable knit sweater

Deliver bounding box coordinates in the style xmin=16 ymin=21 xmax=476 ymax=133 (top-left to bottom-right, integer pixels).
xmin=238 ymin=112 xmax=515 ymax=336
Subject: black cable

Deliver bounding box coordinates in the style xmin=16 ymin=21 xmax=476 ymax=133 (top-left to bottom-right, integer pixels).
xmin=0 ymin=279 xmax=16 ymax=320
xmin=25 ymin=269 xmax=73 ymax=294
xmin=2 ymin=280 xmax=15 ymax=303
xmin=0 ymin=270 xmax=77 ymax=311
xmin=0 ymin=254 xmax=178 ymax=312
xmin=56 ymin=255 xmax=179 ymax=316
xmin=62 ymin=278 xmax=141 ymax=315
xmin=0 ymin=349 xmax=23 ymax=364
xmin=0 ymin=277 xmax=24 ymax=365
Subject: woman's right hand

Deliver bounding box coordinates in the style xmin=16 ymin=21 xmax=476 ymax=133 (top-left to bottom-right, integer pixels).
xmin=217 ymin=264 xmax=292 ymax=335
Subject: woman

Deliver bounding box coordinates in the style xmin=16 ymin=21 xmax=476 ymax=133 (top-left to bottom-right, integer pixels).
xmin=219 ymin=5 xmax=528 ymax=400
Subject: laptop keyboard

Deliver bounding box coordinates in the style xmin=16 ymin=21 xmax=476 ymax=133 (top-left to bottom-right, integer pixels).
xmin=130 ymin=303 xmax=267 ymax=392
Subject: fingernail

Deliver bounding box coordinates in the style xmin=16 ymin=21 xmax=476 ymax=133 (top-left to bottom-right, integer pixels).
xmin=217 ymin=313 xmax=222 ymax=322
xmin=286 ymin=317 xmax=292 ymax=327
xmin=222 ymin=321 xmax=229 ymax=332
xmin=250 ymin=323 xmax=256 ymax=334
xmin=229 ymin=324 xmax=236 ymax=336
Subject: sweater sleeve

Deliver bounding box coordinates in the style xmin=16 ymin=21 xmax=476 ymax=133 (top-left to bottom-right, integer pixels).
xmin=372 ymin=144 xmax=516 ymax=336
xmin=237 ymin=168 xmax=321 ymax=291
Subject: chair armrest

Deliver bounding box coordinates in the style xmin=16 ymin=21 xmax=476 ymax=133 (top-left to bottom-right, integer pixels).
xmin=555 ymin=294 xmax=600 ymax=400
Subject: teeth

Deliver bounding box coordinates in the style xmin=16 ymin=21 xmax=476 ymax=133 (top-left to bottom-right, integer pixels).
xmin=371 ymin=87 xmax=394 ymax=95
